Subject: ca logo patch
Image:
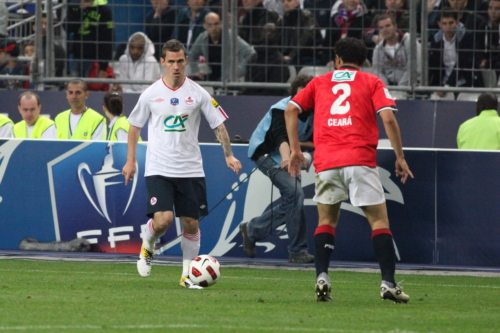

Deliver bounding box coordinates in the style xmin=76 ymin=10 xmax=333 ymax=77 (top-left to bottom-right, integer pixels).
xmin=164 ymin=114 xmax=189 ymax=132
xmin=332 ymin=70 xmax=357 ymax=82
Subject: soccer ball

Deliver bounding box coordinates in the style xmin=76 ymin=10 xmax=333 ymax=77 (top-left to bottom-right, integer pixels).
xmin=188 ymin=255 xmax=221 ymax=287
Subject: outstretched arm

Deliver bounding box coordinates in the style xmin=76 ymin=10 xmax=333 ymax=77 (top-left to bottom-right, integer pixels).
xmin=122 ymin=125 xmax=141 ymax=185
xmin=214 ymin=123 xmax=242 ymax=174
xmin=379 ymin=109 xmax=414 ymax=184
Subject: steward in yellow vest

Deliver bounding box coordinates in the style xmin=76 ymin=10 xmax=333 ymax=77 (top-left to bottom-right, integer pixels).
xmin=0 ymin=114 xmax=14 ymax=138
xmin=14 ymin=116 xmax=55 ymax=139
xmin=15 ymin=91 xmax=56 ymax=139
xmin=57 ymin=78 xmax=107 ymax=140
xmin=55 ymin=108 xmax=106 ymax=140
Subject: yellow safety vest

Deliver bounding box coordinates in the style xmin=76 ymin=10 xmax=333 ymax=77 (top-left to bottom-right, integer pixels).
xmin=14 ymin=116 xmax=55 ymax=139
xmin=0 ymin=114 xmax=14 ymax=128
xmin=55 ymin=108 xmax=106 ymax=140
xmin=107 ymin=116 xmax=142 ymax=141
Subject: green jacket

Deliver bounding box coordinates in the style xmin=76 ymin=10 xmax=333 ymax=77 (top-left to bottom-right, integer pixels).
xmin=457 ymin=110 xmax=500 ymax=150
xmin=14 ymin=116 xmax=54 ymax=139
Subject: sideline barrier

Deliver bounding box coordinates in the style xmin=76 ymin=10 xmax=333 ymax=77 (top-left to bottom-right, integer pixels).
xmin=0 ymin=140 xmax=499 ymax=267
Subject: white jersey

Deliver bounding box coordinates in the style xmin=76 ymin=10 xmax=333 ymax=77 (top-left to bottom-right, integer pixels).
xmin=128 ymin=77 xmax=228 ymax=178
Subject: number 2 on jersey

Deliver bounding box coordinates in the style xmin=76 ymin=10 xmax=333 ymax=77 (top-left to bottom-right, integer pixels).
xmin=330 ymin=83 xmax=351 ymax=115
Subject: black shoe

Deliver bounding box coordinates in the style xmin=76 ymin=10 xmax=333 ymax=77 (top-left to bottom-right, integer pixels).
xmin=239 ymin=222 xmax=256 ymax=258
xmin=289 ymin=252 xmax=315 ymax=263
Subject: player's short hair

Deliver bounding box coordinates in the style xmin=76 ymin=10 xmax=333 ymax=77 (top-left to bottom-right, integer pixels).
xmin=18 ymin=91 xmax=41 ymax=106
xmin=161 ymin=39 xmax=187 ymax=59
xmin=376 ymin=13 xmax=397 ymax=26
xmin=334 ymin=38 xmax=367 ymax=67
xmin=103 ymin=92 xmax=124 ymax=116
xmin=438 ymin=9 xmax=459 ymax=22
xmin=66 ymin=78 xmax=88 ymax=92
xmin=476 ymin=93 xmax=498 ymax=115
xmin=289 ymin=74 xmax=314 ymax=97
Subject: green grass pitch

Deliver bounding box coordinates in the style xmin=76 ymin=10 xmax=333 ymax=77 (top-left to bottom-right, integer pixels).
xmin=0 ymin=259 xmax=499 ymax=332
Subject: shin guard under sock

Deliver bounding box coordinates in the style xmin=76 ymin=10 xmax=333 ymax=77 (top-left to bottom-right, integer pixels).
xmin=372 ymin=228 xmax=396 ymax=284
xmin=314 ymin=225 xmax=336 ymax=277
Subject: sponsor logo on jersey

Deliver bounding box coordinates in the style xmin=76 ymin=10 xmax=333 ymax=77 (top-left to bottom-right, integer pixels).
xmin=164 ymin=114 xmax=189 ymax=132
xmin=154 ymin=98 xmax=164 ymax=102
xmin=170 ymin=98 xmax=179 ymax=106
xmin=185 ymin=97 xmax=194 ymax=105
xmin=332 ymin=70 xmax=357 ymax=82
xmin=211 ymin=98 xmax=219 ymax=108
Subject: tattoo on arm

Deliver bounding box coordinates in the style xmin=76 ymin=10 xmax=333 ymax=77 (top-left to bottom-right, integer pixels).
xmin=214 ymin=125 xmax=234 ymax=158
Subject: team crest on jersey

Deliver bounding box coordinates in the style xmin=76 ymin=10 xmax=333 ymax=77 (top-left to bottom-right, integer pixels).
xmin=164 ymin=114 xmax=189 ymax=132
xmin=332 ymin=70 xmax=357 ymax=82
xmin=185 ymin=97 xmax=194 ymax=105
xmin=170 ymin=98 xmax=179 ymax=106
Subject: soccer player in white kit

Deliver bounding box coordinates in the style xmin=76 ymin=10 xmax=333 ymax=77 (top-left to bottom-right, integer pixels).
xmin=122 ymin=39 xmax=242 ymax=289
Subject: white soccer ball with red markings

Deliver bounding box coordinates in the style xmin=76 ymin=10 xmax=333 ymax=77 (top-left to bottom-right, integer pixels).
xmin=188 ymin=255 xmax=221 ymax=287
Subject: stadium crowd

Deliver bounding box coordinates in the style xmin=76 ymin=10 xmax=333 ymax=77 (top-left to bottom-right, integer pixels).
xmin=0 ymin=0 xmax=499 ymax=95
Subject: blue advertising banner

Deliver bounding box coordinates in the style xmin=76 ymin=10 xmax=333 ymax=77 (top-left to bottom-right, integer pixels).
xmin=0 ymin=140 xmax=498 ymax=267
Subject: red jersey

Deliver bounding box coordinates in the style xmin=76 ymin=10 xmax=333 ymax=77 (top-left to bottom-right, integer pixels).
xmin=291 ymin=66 xmax=397 ymax=173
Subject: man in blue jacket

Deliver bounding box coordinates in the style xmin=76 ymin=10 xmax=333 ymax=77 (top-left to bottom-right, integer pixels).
xmin=240 ymin=75 xmax=315 ymax=263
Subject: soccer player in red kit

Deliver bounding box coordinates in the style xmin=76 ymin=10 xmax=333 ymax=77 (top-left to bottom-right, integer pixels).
xmin=285 ymin=38 xmax=413 ymax=302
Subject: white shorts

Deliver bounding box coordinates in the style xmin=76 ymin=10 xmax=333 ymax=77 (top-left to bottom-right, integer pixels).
xmin=314 ymin=166 xmax=385 ymax=207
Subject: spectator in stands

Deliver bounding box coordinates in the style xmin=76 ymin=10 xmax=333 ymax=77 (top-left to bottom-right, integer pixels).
xmin=23 ymin=41 xmax=35 ymax=58
xmin=0 ymin=40 xmax=26 ymax=90
xmin=14 ymin=91 xmax=56 ymax=139
xmin=479 ymin=0 xmax=500 ymax=74
xmin=55 ymin=78 xmax=106 ymax=140
xmin=189 ymin=12 xmax=255 ymax=81
xmin=238 ymin=0 xmax=280 ymax=46
xmin=171 ymin=0 xmax=212 ymax=52
xmin=372 ymin=14 xmax=419 ymax=86
xmin=323 ymin=0 xmax=372 ymax=66
xmin=102 ymin=91 xmax=136 ymax=141
xmin=281 ymin=0 xmax=324 ymax=66
xmin=243 ymin=22 xmax=290 ymax=95
xmin=428 ymin=11 xmax=483 ymax=98
xmin=0 ymin=114 xmax=14 ymax=138
xmin=0 ymin=1 xmax=7 ymax=40
xmin=145 ymin=0 xmax=177 ymax=61
xmin=67 ymin=0 xmax=114 ymax=79
xmin=116 ymin=32 xmax=160 ymax=94
xmin=457 ymin=92 xmax=500 ymax=149
xmin=364 ymin=0 xmax=409 ymax=49
xmin=33 ymin=13 xmax=66 ymax=78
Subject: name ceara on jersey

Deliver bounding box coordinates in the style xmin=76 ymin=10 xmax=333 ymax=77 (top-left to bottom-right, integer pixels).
xmin=328 ymin=116 xmax=352 ymax=127
xmin=164 ymin=114 xmax=189 ymax=132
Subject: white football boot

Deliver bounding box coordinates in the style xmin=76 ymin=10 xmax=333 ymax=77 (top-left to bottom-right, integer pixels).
xmin=137 ymin=244 xmax=154 ymax=277
xmin=380 ymin=281 xmax=410 ymax=303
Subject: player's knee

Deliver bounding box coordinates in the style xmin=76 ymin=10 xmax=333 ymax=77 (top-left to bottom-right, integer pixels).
xmin=154 ymin=212 xmax=174 ymax=231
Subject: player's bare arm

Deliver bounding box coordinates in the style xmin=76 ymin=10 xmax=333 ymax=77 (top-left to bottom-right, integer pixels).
xmin=279 ymin=141 xmax=291 ymax=170
xmin=379 ymin=109 xmax=414 ymax=184
xmin=284 ymin=103 xmax=306 ymax=178
xmin=214 ymin=123 xmax=242 ymax=174
xmin=122 ymin=125 xmax=142 ymax=185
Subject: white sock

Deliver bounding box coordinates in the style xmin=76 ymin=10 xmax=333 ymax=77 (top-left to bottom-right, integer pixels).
xmin=143 ymin=219 xmax=163 ymax=251
xmin=181 ymin=230 xmax=201 ymax=277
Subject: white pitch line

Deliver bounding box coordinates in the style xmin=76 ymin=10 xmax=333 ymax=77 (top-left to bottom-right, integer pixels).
xmin=0 ymin=324 xmax=436 ymax=333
